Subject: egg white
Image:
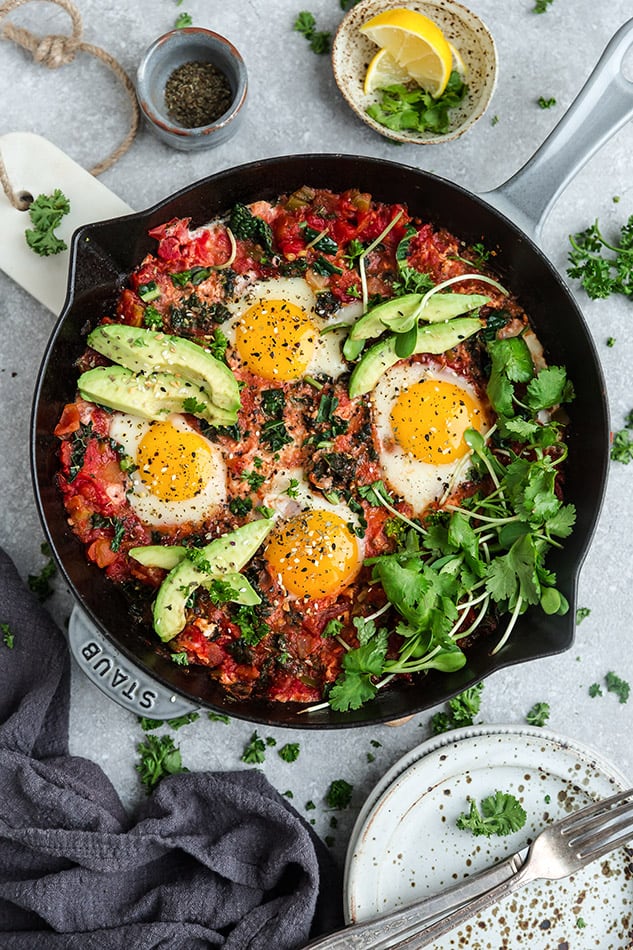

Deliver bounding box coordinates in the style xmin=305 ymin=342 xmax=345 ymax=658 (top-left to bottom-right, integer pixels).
xmin=223 ymin=277 xmax=352 ymax=380
xmin=372 ymin=362 xmax=489 ymax=515
xmin=109 ymin=412 xmax=227 ymax=527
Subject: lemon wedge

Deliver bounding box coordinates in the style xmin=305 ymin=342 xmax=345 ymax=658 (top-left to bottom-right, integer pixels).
xmin=360 ymin=8 xmax=453 ymax=98
xmin=363 ymin=48 xmax=412 ymax=95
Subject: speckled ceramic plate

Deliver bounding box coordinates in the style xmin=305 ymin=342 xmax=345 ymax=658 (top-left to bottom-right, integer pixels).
xmin=345 ymin=726 xmax=633 ymax=947
xmin=331 ymin=0 xmax=497 ymax=144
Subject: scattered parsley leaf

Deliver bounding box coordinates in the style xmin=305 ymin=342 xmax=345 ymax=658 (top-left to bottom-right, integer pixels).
xmin=326 ymin=779 xmax=353 ymax=809
xmin=611 ymin=413 xmax=633 ymax=464
xmin=526 ymin=701 xmax=550 ymax=727
xmin=175 ymin=12 xmax=192 ymax=28
xmin=24 ymin=189 xmax=70 ymax=256
xmin=305 ymin=799 xmax=316 ymax=810
xmin=207 ymin=711 xmax=231 ymax=723
xmin=567 ymin=215 xmax=633 ymax=300
xmin=588 ymin=683 xmax=603 ymax=698
xmin=28 ymin=542 xmax=57 ymax=602
xmin=278 ymin=742 xmax=300 ymax=762
xmin=1 ymin=622 xmax=14 ymax=649
xmin=293 ymin=11 xmax=331 ymax=54
xmin=431 ymin=684 xmax=484 ymax=733
xmin=538 ymin=96 xmax=556 ymax=109
xmin=322 ymin=618 xmax=344 ymax=638
xmin=576 ymin=606 xmax=591 ymax=624
xmin=241 ymin=731 xmax=267 ymax=764
xmin=170 ymin=651 xmax=189 ymax=666
xmin=456 ymin=791 xmax=527 ymax=837
xmin=135 ymin=734 xmax=187 ymax=793
xmin=576 ymin=917 xmax=586 ymax=929
xmin=607 ymin=336 xmax=616 ymax=347
xmin=534 ymin=0 xmax=554 ymax=11
xmin=605 ymin=671 xmax=630 ymax=704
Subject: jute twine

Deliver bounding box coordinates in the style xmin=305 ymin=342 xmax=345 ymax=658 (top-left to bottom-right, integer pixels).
xmin=0 ymin=0 xmax=140 ymax=210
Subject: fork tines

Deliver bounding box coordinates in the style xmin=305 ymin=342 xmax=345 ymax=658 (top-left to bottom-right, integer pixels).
xmin=562 ymin=788 xmax=633 ymax=860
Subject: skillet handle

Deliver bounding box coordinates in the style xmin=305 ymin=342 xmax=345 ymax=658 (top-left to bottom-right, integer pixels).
xmin=482 ymin=18 xmax=633 ymax=243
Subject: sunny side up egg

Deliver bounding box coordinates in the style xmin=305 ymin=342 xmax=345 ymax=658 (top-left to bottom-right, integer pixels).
xmin=223 ymin=277 xmax=359 ymax=382
xmin=262 ymin=469 xmax=365 ymax=600
xmin=108 ymin=413 xmax=227 ymax=527
xmin=373 ymin=362 xmax=490 ymax=514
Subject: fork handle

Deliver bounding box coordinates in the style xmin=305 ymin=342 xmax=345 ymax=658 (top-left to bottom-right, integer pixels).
xmin=302 ymin=852 xmax=525 ymax=950
xmin=385 ymin=863 xmax=536 ymax=949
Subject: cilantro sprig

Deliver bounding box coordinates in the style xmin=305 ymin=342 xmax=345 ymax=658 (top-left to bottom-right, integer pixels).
xmin=326 ymin=345 xmax=574 ymax=713
xmin=366 ymin=71 xmax=467 ymax=136
xmin=456 ymin=791 xmax=527 ymax=837
xmin=293 ymin=11 xmax=331 ymax=54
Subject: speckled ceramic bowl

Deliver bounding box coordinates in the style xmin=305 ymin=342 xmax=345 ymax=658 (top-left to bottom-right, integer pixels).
xmin=332 ymin=0 xmax=497 ymax=144
xmin=136 ymin=28 xmax=248 ymax=151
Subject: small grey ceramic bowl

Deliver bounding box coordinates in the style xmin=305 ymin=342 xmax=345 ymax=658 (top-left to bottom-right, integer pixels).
xmin=136 ymin=28 xmax=248 ymax=151
xmin=332 ymin=0 xmax=497 ymax=144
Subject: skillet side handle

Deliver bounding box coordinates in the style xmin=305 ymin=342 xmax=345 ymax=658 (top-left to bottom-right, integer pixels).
xmin=482 ymin=18 xmax=633 ymax=243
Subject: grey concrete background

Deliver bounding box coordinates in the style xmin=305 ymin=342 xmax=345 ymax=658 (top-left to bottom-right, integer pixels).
xmin=1 ymin=0 xmax=633 ymax=880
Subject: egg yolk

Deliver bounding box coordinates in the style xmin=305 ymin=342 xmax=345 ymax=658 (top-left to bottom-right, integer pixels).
xmin=136 ymin=422 xmax=214 ymax=502
xmin=265 ymin=509 xmax=360 ymax=598
xmin=390 ymin=379 xmax=485 ymax=464
xmin=235 ymin=298 xmax=317 ymax=381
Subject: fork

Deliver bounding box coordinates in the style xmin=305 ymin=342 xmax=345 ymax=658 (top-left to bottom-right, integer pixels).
xmin=303 ymin=786 xmax=633 ymax=950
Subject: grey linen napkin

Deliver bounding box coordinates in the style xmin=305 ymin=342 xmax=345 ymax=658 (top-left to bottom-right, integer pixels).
xmin=0 ymin=547 xmax=343 ymax=948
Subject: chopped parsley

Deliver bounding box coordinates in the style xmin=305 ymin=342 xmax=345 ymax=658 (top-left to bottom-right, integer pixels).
xmin=207 ymin=711 xmax=231 ymax=724
xmin=456 ymin=791 xmax=527 ymax=837
xmin=537 ymin=96 xmax=556 ymax=109
xmin=232 ymin=605 xmax=269 ymax=645
xmin=431 ymin=684 xmax=484 ymax=734
xmin=567 ymin=215 xmax=633 ymax=300
xmin=526 ymin=701 xmax=550 ymax=727
xmin=326 ymin=778 xmax=353 ymax=809
xmin=175 ymin=11 xmax=192 ymax=28
xmin=588 ymin=682 xmax=603 ymax=698
xmin=242 ymin=731 xmax=267 ymax=764
xmin=1 ymin=622 xmax=14 ymax=649
xmin=605 ymin=671 xmax=630 ymax=704
xmin=138 ymin=712 xmax=199 ymax=731
xmin=135 ymin=734 xmax=187 ymax=793
xmin=229 ymin=496 xmax=253 ymax=517
xmin=24 ymin=189 xmax=70 ymax=256
xmin=293 ymin=11 xmax=331 ymax=54
xmin=366 ymin=71 xmax=468 ymax=136
xmin=170 ymin=651 xmax=189 ymax=666
xmin=278 ymin=742 xmax=300 ymax=762
xmin=28 ymin=542 xmax=57 ymax=603
xmin=576 ymin=606 xmax=591 ymax=624
xmin=242 ymin=468 xmax=266 ymax=491
xmin=322 ymin=618 xmax=344 ymax=638
xmin=143 ymin=304 xmax=163 ymax=329
xmin=533 ymin=0 xmax=554 ymax=10
xmin=611 ymin=411 xmax=633 ymax=464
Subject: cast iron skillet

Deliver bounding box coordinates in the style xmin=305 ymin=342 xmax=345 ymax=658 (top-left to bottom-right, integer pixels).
xmin=31 ymin=22 xmax=633 ymax=728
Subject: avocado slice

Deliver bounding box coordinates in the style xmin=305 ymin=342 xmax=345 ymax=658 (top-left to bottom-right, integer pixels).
xmin=348 ymin=292 xmax=490 ymax=342
xmin=87 ymin=325 xmax=240 ymax=415
xmin=153 ymin=519 xmax=274 ymax=642
xmin=348 ymin=317 xmax=483 ymax=398
xmin=78 ymin=365 xmax=236 ymax=426
xmin=129 ymin=545 xmax=186 ymax=569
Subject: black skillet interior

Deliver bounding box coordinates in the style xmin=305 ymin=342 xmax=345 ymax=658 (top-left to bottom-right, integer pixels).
xmin=31 ymin=154 xmax=610 ymax=727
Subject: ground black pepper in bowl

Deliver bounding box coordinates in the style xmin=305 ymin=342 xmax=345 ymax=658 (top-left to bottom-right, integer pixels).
xmin=164 ymin=60 xmax=233 ymax=128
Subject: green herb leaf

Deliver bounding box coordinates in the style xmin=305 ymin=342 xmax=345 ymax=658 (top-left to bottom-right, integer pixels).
xmin=326 ymin=778 xmax=353 ymax=809
xmin=135 ymin=734 xmax=187 ymax=793
xmin=1 ymin=621 xmax=14 ymax=649
xmin=456 ymin=791 xmax=527 ymax=837
xmin=605 ymin=671 xmax=630 ymax=703
xmin=366 ymin=71 xmax=467 ymax=136
xmin=526 ymin=701 xmax=550 ymax=726
xmin=24 ymin=189 xmax=70 ymax=256
xmin=278 ymin=742 xmax=300 ymax=762
xmin=241 ymin=730 xmax=267 ymax=764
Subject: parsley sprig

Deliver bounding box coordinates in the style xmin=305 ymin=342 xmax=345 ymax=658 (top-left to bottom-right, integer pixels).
xmin=567 ymin=215 xmax=633 ymax=300
xmin=456 ymin=791 xmax=527 ymax=837
xmin=24 ymin=189 xmax=70 ymax=256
